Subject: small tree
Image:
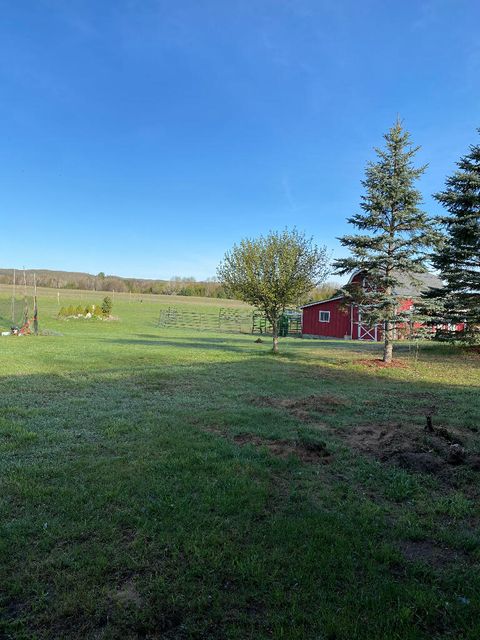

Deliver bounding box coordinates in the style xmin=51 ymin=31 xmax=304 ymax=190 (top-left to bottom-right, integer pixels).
xmin=101 ymin=296 xmax=112 ymax=317
xmin=428 ymin=130 xmax=480 ymax=342
xmin=217 ymin=229 xmax=330 ymax=353
xmin=334 ymin=120 xmax=438 ymax=362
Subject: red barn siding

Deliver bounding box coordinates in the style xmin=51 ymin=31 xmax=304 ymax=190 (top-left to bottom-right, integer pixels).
xmin=301 ymin=270 xmax=462 ymax=341
xmin=399 ymin=298 xmax=413 ymax=312
xmin=302 ymin=299 xmax=351 ymax=338
xmin=301 ymin=298 xmax=427 ymax=341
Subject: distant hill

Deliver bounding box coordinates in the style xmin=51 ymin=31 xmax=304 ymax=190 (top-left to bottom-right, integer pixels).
xmin=0 ymin=268 xmax=339 ymax=303
xmin=0 ymin=268 xmax=228 ymax=298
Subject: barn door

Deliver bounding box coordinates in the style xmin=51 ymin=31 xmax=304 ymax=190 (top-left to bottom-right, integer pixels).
xmin=357 ymin=311 xmax=378 ymax=341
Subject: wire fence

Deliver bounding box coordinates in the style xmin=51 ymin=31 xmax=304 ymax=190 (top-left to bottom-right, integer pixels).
xmin=0 ymin=296 xmax=30 ymax=327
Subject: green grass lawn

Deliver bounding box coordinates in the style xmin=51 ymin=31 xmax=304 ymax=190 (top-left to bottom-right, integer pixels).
xmin=1 ymin=289 xmax=479 ymax=639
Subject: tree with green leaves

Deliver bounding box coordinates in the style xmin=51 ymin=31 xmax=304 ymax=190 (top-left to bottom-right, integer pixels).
xmin=218 ymin=229 xmax=330 ymax=353
xmin=428 ymin=130 xmax=480 ymax=342
xmin=334 ymin=120 xmax=438 ymax=363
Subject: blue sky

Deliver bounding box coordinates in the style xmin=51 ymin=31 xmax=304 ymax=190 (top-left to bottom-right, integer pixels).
xmin=1 ymin=0 xmax=479 ymax=280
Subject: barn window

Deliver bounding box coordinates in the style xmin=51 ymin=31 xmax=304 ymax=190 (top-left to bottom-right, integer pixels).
xmin=319 ymin=311 xmax=330 ymax=323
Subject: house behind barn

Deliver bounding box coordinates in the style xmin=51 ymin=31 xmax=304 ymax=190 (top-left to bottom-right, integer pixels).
xmin=301 ymin=270 xmax=444 ymax=341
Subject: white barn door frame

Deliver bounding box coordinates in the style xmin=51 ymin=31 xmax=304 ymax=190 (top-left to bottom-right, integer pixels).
xmin=357 ymin=310 xmax=378 ymax=341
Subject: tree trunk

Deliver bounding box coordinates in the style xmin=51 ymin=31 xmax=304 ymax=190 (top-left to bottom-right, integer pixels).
xmin=383 ymin=281 xmax=394 ymax=363
xmin=272 ymin=320 xmax=279 ymax=354
xmin=383 ymin=320 xmax=393 ymax=363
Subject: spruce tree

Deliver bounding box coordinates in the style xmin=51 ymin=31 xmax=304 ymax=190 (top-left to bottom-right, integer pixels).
xmin=430 ymin=130 xmax=480 ymax=341
xmin=334 ymin=120 xmax=438 ymax=362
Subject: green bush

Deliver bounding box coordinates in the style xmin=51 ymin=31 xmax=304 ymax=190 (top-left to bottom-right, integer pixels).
xmin=101 ymin=296 xmax=113 ymax=317
xmin=57 ymin=300 xmax=116 ymax=320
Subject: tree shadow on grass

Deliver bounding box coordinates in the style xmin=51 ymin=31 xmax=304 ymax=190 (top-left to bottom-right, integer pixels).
xmin=138 ymin=331 xmax=384 ymax=349
xmin=123 ymin=331 xmax=458 ymax=358
xmin=105 ymin=336 xmax=266 ymax=354
xmin=103 ymin=335 xmax=468 ymax=373
xmin=106 ymin=332 xmax=385 ymax=356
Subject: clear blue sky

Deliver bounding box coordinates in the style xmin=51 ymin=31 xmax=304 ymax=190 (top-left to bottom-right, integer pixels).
xmin=1 ymin=0 xmax=479 ymax=280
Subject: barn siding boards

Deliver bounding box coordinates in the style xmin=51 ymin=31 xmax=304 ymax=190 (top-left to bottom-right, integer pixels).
xmin=302 ymin=298 xmax=351 ymax=339
xmin=300 ymin=270 xmax=446 ymax=342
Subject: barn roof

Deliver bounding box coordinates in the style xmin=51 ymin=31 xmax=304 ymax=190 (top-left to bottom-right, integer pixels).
xmin=300 ymin=271 xmax=443 ymax=309
xmin=392 ymin=271 xmax=443 ymax=297
xmin=300 ymin=296 xmax=344 ymax=309
xmin=346 ymin=269 xmax=443 ymax=297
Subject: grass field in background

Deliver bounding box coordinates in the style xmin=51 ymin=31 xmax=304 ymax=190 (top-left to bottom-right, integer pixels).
xmin=1 ymin=287 xmax=479 ymax=639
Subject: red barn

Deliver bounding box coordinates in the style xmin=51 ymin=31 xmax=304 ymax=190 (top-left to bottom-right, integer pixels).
xmin=301 ymin=270 xmax=444 ymax=341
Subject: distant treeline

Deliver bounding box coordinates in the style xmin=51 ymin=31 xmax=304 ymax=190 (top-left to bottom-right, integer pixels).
xmin=0 ymin=269 xmax=339 ymax=302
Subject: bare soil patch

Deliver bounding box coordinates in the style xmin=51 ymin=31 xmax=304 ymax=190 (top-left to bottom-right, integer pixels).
xmin=357 ymin=358 xmax=409 ymax=369
xmin=255 ymin=394 xmax=347 ymax=422
xmin=233 ymin=433 xmax=332 ymax=464
xmin=112 ymin=578 xmax=143 ymax=608
xmin=344 ymin=422 xmax=479 ymax=479
xmin=398 ymin=540 xmax=468 ymax=569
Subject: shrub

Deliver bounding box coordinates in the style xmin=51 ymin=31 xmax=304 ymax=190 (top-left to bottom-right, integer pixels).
xmin=101 ymin=296 xmax=112 ymax=317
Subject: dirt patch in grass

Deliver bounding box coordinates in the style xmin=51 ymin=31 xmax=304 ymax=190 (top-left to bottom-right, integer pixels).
xmin=204 ymin=425 xmax=225 ymax=436
xmin=467 ymin=345 xmax=480 ymax=355
xmin=113 ymin=578 xmax=143 ymax=608
xmin=233 ymin=433 xmax=332 ymax=463
xmin=398 ymin=540 xmax=468 ymax=569
xmin=255 ymin=394 xmax=347 ymax=422
xmin=345 ymin=423 xmax=479 ymax=479
xmin=357 ymin=358 xmax=409 ymax=369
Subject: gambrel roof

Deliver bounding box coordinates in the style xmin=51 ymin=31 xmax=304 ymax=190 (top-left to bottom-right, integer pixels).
xmin=346 ymin=270 xmax=443 ymax=298
xmin=390 ymin=271 xmax=443 ymax=297
xmin=300 ymin=271 xmax=443 ymax=309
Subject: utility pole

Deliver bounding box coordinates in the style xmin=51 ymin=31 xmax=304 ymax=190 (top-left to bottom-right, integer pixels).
xmin=22 ymin=267 xmax=28 ymax=326
xmin=11 ymin=268 xmax=16 ymax=324
xmin=33 ymin=273 xmax=38 ymax=335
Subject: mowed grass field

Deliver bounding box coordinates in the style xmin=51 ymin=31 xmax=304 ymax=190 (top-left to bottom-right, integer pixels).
xmin=1 ymin=287 xmax=479 ymax=640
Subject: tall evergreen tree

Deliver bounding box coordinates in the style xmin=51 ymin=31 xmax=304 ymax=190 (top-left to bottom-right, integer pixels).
xmin=334 ymin=120 xmax=438 ymax=362
xmin=430 ymin=130 xmax=480 ymax=341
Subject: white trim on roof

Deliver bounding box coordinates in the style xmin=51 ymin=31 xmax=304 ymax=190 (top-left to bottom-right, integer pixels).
xmin=347 ymin=269 xmax=365 ymax=284
xmin=300 ymin=295 xmax=344 ymax=309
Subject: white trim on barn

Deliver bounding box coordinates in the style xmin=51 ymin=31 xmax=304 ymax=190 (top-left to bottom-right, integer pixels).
xmin=300 ymin=295 xmax=343 ymax=309
xmin=357 ymin=310 xmax=379 ymax=341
